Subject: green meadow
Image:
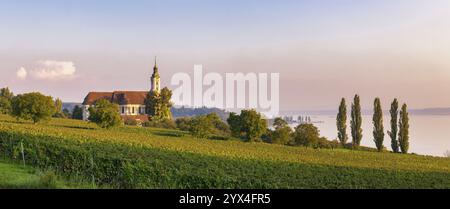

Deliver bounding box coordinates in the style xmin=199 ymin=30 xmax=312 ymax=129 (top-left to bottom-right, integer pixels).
xmin=0 ymin=159 xmax=96 ymax=189
xmin=0 ymin=114 xmax=449 ymax=189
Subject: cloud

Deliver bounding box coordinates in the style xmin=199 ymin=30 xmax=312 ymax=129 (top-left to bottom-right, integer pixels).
xmin=17 ymin=60 xmax=78 ymax=80
xmin=16 ymin=67 xmax=28 ymax=80
xmin=31 ymin=60 xmax=77 ymax=80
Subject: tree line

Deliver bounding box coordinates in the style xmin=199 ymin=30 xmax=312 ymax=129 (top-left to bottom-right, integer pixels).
xmin=0 ymin=87 xmax=410 ymax=154
xmin=172 ymin=109 xmax=340 ymax=149
xmin=0 ymin=87 xmax=83 ymax=123
xmin=336 ymin=95 xmax=410 ymax=154
xmin=0 ymin=86 xmax=332 ymax=150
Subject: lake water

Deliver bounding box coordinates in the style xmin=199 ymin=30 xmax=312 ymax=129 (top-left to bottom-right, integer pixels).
xmin=288 ymin=115 xmax=450 ymax=157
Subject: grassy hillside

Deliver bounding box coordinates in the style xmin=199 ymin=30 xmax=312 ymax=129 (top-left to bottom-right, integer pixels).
xmin=0 ymin=114 xmax=449 ymax=188
xmin=0 ymin=160 xmax=94 ymax=189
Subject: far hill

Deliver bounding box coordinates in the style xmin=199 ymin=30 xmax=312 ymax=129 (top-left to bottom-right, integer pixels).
xmin=62 ymin=103 xmax=81 ymax=112
xmin=63 ymin=103 xmax=230 ymax=120
xmin=171 ymin=106 xmax=230 ymax=120
xmin=281 ymin=107 xmax=450 ymax=116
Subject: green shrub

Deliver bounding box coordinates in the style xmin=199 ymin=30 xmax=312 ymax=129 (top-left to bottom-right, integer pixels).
xmin=227 ymin=110 xmax=267 ymax=142
xmin=88 ymin=99 xmax=122 ymax=129
xmin=268 ymin=118 xmax=293 ymax=145
xmin=175 ymin=117 xmax=192 ymax=131
xmin=38 ymin=171 xmax=59 ymax=189
xmin=188 ymin=115 xmax=214 ymax=138
xmin=11 ymin=92 xmax=56 ymax=123
xmin=143 ymin=119 xmax=176 ymax=129
xmin=124 ymin=118 xmax=138 ymax=126
xmin=293 ymin=123 xmax=320 ymax=148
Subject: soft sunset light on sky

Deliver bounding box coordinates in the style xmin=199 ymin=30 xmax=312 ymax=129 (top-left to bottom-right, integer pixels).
xmin=1 ymin=0 xmax=450 ymax=111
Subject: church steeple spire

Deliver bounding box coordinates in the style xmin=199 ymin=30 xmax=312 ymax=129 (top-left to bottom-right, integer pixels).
xmin=150 ymin=56 xmax=161 ymax=93
xmin=153 ymin=56 xmax=158 ymax=74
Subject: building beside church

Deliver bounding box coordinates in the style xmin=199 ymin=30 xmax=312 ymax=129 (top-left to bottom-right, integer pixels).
xmin=81 ymin=59 xmax=161 ymax=123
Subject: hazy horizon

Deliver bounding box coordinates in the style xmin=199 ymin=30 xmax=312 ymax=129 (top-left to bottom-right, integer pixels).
xmin=1 ymin=0 xmax=450 ymax=111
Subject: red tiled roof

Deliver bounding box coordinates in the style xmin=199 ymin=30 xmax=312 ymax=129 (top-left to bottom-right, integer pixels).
xmin=82 ymin=92 xmax=113 ymax=105
xmin=112 ymin=91 xmax=148 ymax=105
xmin=83 ymin=91 xmax=148 ymax=105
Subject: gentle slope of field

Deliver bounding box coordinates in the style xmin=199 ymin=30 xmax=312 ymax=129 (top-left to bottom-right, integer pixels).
xmin=0 ymin=160 xmax=93 ymax=189
xmin=0 ymin=114 xmax=449 ymax=188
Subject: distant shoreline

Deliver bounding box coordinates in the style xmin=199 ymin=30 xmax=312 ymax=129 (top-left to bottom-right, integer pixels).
xmin=280 ymin=108 xmax=450 ymax=116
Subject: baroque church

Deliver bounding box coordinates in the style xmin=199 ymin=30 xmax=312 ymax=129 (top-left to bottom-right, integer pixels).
xmin=82 ymin=59 xmax=161 ymax=123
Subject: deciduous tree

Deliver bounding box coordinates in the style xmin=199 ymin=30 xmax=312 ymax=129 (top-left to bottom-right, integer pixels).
xmin=227 ymin=109 xmax=267 ymax=142
xmin=53 ymin=98 xmax=65 ymax=118
xmin=11 ymin=92 xmax=56 ymax=123
xmin=88 ymin=99 xmax=122 ymax=129
xmin=270 ymin=117 xmax=292 ymax=145
xmin=0 ymin=87 xmax=14 ymax=115
xmin=188 ymin=115 xmax=214 ymax=138
xmin=293 ymin=123 xmax=320 ymax=148
xmin=72 ymin=105 xmax=83 ymax=120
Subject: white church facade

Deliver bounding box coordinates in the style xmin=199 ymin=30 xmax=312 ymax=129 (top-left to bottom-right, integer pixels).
xmin=82 ymin=59 xmax=161 ymax=122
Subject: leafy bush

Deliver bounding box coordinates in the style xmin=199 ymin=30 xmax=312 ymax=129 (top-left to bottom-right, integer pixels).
xmin=38 ymin=171 xmax=59 ymax=189
xmin=71 ymin=105 xmax=83 ymax=120
xmin=88 ymin=99 xmax=122 ymax=129
xmin=143 ymin=119 xmax=176 ymax=129
xmin=268 ymin=117 xmax=293 ymax=145
xmin=293 ymin=123 xmax=320 ymax=148
xmin=227 ymin=109 xmax=267 ymax=142
xmin=292 ymin=124 xmax=340 ymax=149
xmin=11 ymin=92 xmax=56 ymax=123
xmin=205 ymin=113 xmax=231 ymax=136
xmin=124 ymin=118 xmax=138 ymax=126
xmin=179 ymin=113 xmax=231 ymax=139
xmin=175 ymin=117 xmax=192 ymax=131
xmin=0 ymin=87 xmax=14 ymax=115
xmin=317 ymin=138 xmax=340 ymax=149
xmin=0 ymin=97 xmax=12 ymax=115
xmin=188 ymin=115 xmax=214 ymax=138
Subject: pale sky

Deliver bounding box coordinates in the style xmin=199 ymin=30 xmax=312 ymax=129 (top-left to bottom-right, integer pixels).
xmin=1 ymin=0 xmax=450 ymax=111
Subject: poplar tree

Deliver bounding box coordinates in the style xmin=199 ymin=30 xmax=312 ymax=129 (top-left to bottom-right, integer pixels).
xmin=336 ymin=98 xmax=348 ymax=146
xmin=398 ymin=104 xmax=409 ymax=154
xmin=350 ymin=94 xmax=363 ymax=148
xmin=53 ymin=98 xmax=64 ymax=118
xmin=372 ymin=98 xmax=384 ymax=152
xmin=388 ymin=99 xmax=399 ymax=153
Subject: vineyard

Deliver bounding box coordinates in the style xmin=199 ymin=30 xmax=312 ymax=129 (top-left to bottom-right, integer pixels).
xmin=0 ymin=114 xmax=449 ymax=188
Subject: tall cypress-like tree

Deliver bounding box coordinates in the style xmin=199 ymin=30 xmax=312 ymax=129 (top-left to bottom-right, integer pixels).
xmin=336 ymin=98 xmax=348 ymax=146
xmin=350 ymin=94 xmax=363 ymax=148
xmin=372 ymin=98 xmax=384 ymax=152
xmin=398 ymin=104 xmax=409 ymax=154
xmin=388 ymin=99 xmax=399 ymax=153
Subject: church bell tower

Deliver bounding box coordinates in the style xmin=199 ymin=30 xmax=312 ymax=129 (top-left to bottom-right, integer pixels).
xmin=151 ymin=57 xmax=161 ymax=93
